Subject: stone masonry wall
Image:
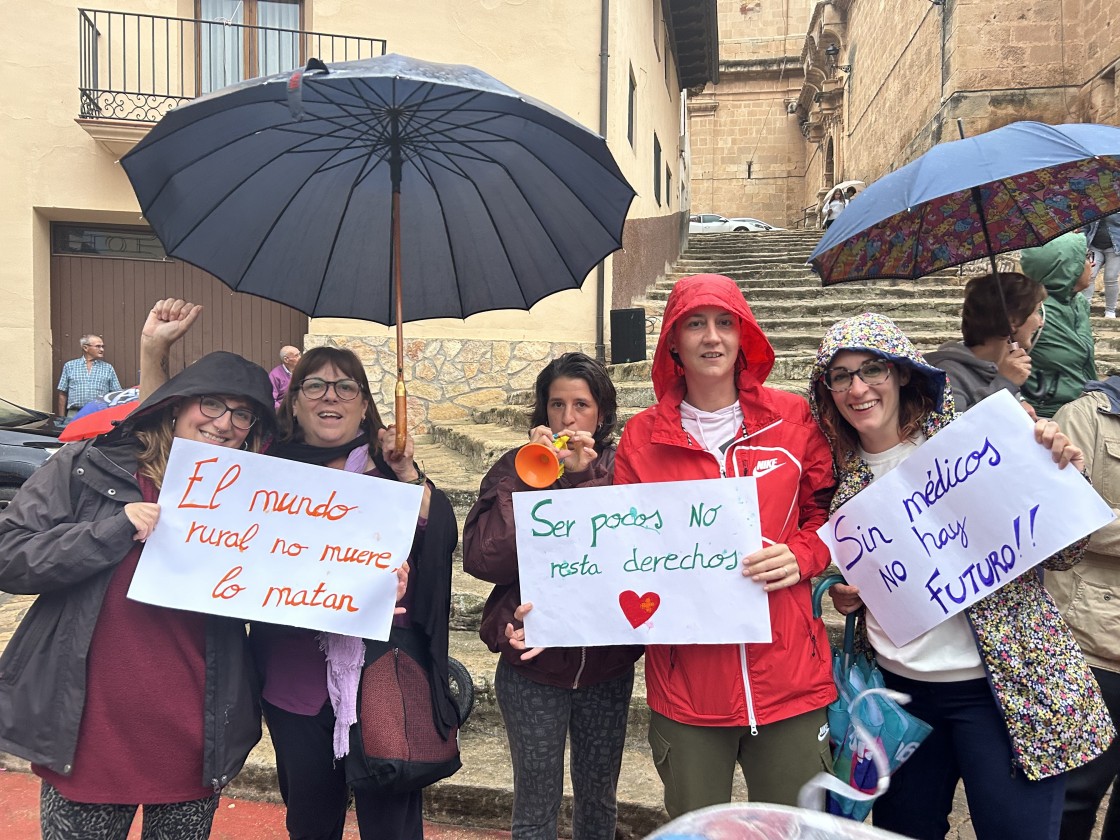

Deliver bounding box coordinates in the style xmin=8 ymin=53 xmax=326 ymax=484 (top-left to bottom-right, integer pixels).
xmin=688 ymin=1 xmax=814 ymax=227
xmin=696 ymin=0 xmax=1120 ymax=230
xmin=689 ymin=69 xmax=808 ymax=226
xmin=308 ymin=335 xmax=593 ymax=436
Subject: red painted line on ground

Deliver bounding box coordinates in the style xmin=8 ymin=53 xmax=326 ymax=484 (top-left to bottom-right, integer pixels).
xmin=0 ymin=769 xmax=510 ymax=840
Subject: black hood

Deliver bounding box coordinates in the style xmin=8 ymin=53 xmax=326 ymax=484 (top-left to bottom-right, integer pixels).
xmin=122 ymin=351 xmax=275 ymax=434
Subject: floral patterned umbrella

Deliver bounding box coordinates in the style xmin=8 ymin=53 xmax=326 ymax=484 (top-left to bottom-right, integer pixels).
xmin=809 ymin=121 xmax=1120 ymax=284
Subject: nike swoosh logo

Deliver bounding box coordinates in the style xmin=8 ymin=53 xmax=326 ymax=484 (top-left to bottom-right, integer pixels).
xmin=818 ymin=724 xmax=830 ymax=742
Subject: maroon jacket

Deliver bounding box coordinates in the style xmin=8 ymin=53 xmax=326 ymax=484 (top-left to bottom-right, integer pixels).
xmin=463 ymin=446 xmax=643 ymax=688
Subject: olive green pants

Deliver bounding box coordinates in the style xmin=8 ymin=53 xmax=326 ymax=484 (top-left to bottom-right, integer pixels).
xmin=648 ymin=707 xmax=833 ymax=819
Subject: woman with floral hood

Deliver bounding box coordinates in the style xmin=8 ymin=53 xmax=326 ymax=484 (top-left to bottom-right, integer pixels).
xmin=610 ymin=273 xmax=838 ymax=817
xmin=810 ymin=312 xmax=1113 ymax=840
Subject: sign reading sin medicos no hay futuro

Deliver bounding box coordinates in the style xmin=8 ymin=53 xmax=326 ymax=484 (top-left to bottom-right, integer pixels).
xmin=817 ymin=390 xmax=1114 ymax=647
xmin=128 ymin=437 xmax=422 ymax=640
xmin=514 ymin=476 xmax=771 ymax=647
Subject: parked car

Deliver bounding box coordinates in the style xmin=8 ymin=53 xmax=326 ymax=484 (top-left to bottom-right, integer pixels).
xmin=0 ymin=396 xmax=65 ymax=510
xmin=728 ymin=217 xmax=785 ymax=232
xmin=689 ymin=214 xmax=785 ymax=233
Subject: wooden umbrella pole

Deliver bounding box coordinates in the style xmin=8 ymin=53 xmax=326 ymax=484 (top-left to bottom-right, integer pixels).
xmin=393 ymin=188 xmax=407 ymax=451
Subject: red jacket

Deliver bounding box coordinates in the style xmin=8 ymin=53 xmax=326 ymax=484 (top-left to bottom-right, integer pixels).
xmin=613 ymin=274 xmax=837 ymax=728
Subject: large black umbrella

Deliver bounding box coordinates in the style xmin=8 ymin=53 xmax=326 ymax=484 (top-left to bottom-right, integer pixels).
xmin=121 ymin=53 xmax=635 ymax=442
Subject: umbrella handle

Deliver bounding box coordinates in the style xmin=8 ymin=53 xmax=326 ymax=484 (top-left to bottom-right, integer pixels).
xmin=395 ymin=379 xmax=407 ymax=451
xmin=810 ymin=573 xmax=847 ymax=619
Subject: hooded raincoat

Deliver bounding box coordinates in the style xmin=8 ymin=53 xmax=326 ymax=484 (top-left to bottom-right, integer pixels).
xmin=0 ymin=351 xmax=273 ymax=792
xmin=1019 ymin=232 xmax=1097 ymax=418
xmin=613 ymin=274 xmax=837 ymax=729
xmin=808 ymin=314 xmax=1113 ymax=781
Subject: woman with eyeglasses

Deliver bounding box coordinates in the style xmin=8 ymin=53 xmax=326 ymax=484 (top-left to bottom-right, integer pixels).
xmin=0 ymin=343 xmax=275 ymax=840
xmin=255 ymin=346 xmax=458 ymax=840
xmin=925 ymin=272 xmax=1047 ymax=414
xmin=139 ymin=305 xmax=455 ymax=840
xmin=810 ymin=312 xmax=1112 ymax=840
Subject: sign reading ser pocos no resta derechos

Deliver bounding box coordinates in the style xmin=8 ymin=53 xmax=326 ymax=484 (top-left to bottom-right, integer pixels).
xmin=817 ymin=390 xmax=1114 ymax=647
xmin=514 ymin=476 xmax=771 ymax=647
xmin=128 ymin=437 xmax=422 ymax=639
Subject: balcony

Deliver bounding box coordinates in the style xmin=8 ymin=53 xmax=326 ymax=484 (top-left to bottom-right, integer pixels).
xmin=77 ymin=8 xmax=386 ymax=152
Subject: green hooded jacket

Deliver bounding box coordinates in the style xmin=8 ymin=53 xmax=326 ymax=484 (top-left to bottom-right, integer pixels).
xmin=1019 ymin=232 xmax=1096 ymax=417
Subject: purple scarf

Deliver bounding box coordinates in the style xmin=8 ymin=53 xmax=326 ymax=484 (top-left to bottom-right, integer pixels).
xmin=319 ymin=444 xmax=372 ymax=759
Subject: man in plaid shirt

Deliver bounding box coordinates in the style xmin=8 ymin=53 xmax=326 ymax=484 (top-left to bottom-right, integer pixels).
xmin=56 ymin=334 xmax=121 ymax=417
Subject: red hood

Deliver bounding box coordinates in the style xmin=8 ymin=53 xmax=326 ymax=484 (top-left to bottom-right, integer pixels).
xmin=652 ymin=274 xmax=775 ymax=401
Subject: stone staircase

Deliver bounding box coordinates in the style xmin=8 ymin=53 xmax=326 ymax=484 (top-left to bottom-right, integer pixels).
xmin=409 ymin=229 xmax=1120 ymax=836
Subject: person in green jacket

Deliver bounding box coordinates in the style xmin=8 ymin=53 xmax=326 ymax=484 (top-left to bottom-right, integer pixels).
xmin=1019 ymin=231 xmax=1097 ymax=418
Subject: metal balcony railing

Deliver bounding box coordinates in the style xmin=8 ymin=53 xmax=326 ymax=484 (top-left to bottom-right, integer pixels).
xmin=78 ymin=8 xmax=387 ymax=122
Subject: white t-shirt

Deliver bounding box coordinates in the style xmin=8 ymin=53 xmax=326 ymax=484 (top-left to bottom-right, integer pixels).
xmin=679 ymin=400 xmax=743 ymax=473
xmin=859 ymin=436 xmax=985 ymax=682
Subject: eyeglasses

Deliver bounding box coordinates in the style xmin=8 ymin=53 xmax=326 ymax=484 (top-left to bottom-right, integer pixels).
xmin=198 ymin=396 xmax=258 ymax=430
xmin=823 ymin=359 xmax=893 ymax=392
xmin=298 ymin=377 xmax=363 ymax=401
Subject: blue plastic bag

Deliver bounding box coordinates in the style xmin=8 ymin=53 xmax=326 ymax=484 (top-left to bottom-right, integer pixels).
xmin=813 ymin=575 xmax=932 ymax=822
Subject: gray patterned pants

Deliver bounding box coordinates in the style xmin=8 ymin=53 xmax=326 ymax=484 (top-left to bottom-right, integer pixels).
xmin=40 ymin=781 xmax=219 ymax=840
xmin=495 ymin=658 xmax=634 ymax=840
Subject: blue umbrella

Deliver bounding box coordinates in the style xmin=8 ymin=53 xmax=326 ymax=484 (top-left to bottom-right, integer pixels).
xmin=809 ymin=121 xmax=1120 ymax=284
xmin=121 ymin=53 xmax=635 ymax=442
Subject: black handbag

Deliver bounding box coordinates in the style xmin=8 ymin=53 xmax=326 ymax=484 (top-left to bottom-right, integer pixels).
xmin=345 ymin=626 xmax=462 ymax=793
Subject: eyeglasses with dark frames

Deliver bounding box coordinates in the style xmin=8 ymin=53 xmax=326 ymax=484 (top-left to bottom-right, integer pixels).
xmin=197 ymin=396 xmax=258 ymax=430
xmin=823 ymin=359 xmax=894 ymax=392
xmin=298 ymin=377 xmax=363 ymax=401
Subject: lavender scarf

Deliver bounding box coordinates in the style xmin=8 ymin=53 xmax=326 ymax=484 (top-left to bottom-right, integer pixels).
xmin=319 ymin=444 xmax=372 ymax=759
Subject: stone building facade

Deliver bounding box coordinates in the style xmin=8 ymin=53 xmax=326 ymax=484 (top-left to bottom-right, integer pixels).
xmin=691 ymin=0 xmax=1120 ymax=229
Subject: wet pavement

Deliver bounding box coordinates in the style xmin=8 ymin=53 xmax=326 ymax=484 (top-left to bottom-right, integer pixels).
xmin=0 ymin=767 xmax=511 ymax=840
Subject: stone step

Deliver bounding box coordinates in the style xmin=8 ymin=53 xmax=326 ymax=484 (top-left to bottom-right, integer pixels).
xmin=642 ymin=279 xmax=968 ymax=299
xmin=430 ymin=422 xmax=529 ymax=473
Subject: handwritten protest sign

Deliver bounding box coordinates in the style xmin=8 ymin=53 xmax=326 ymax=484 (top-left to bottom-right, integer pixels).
xmin=818 ymin=390 xmax=1114 ymax=647
xmin=514 ymin=477 xmax=768 ymax=646
xmin=128 ymin=437 xmax=422 ymax=639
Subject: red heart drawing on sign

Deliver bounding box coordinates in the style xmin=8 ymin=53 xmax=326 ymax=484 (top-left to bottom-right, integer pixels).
xmin=619 ymin=590 xmax=661 ymax=629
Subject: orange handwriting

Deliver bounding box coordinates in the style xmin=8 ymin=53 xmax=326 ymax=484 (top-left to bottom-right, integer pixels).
xmin=212 ymin=565 xmax=247 ymax=599
xmin=249 ymin=488 xmax=357 ymax=521
xmin=319 ymin=543 xmax=393 ymax=568
xmin=186 ymin=521 xmax=259 ymax=552
xmin=262 ymin=582 xmax=359 ymax=612
xmin=271 ymin=538 xmax=309 ymax=557
xmin=179 ymin=458 xmax=241 ymax=510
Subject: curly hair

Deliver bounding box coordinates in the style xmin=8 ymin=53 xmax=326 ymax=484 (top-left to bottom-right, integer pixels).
xmin=276 ymin=347 xmax=385 ymax=449
xmin=813 ymin=359 xmax=936 ymax=460
xmin=528 ymin=352 xmax=618 ymax=450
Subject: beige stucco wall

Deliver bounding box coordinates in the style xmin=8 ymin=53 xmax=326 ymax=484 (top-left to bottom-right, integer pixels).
xmin=1 ymin=0 xmax=690 ymax=426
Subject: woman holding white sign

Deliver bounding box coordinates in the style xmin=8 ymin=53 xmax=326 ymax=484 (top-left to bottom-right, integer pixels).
xmin=810 ymin=312 xmax=1113 ymax=840
xmin=464 ymin=352 xmax=643 ymax=840
xmin=0 ymin=348 xmax=275 ymax=840
xmin=139 ymin=305 xmax=450 ymax=840
xmin=608 ymin=273 xmax=839 ymax=818
xmin=256 ymin=346 xmax=458 ymax=840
